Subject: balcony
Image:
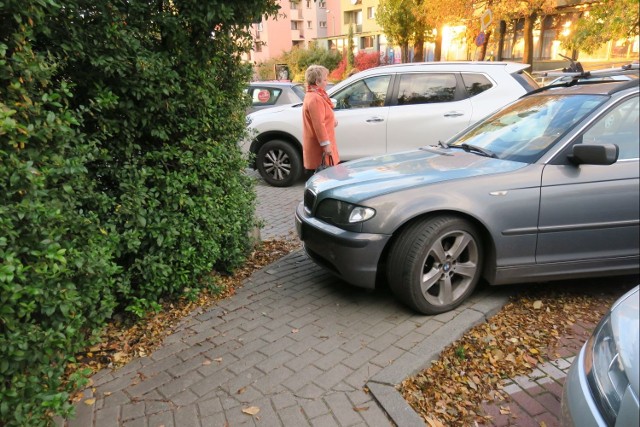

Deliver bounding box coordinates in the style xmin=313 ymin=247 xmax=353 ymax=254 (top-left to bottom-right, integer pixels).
xmin=291 ymin=30 xmax=305 ymax=41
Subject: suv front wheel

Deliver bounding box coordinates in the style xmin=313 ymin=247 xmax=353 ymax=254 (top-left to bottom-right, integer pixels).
xmin=256 ymin=139 xmax=303 ymax=187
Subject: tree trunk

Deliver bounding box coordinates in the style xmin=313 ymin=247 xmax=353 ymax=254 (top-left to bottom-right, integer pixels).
xmin=413 ymin=34 xmax=425 ymax=62
xmin=434 ymin=24 xmax=444 ymax=61
xmin=497 ymin=20 xmax=506 ymax=60
xmin=401 ymin=43 xmax=410 ymax=63
xmin=523 ymin=13 xmax=536 ymax=69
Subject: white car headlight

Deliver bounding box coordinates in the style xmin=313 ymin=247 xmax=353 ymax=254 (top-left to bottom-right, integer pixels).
xmin=315 ymin=199 xmax=375 ymax=227
xmin=585 ymin=313 xmax=628 ymax=425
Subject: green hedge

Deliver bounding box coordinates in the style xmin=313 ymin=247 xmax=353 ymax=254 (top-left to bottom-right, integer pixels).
xmin=0 ymin=0 xmax=279 ymax=425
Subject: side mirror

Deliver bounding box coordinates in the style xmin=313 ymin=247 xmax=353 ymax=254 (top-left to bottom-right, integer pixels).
xmin=570 ymin=144 xmax=619 ymax=165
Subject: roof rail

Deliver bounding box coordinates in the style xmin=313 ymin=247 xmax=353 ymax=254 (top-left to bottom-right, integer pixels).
xmin=534 ymin=55 xmax=639 ymax=80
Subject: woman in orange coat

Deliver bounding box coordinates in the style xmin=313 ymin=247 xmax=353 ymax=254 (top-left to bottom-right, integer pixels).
xmin=302 ymin=65 xmax=339 ymax=172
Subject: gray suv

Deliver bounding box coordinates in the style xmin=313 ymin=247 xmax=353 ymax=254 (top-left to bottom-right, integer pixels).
xmin=295 ymin=71 xmax=639 ymax=314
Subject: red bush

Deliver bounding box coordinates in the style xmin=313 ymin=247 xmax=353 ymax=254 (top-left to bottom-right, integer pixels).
xmin=355 ymin=51 xmax=380 ymax=71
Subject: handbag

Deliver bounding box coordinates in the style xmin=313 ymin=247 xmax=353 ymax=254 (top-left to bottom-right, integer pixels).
xmin=315 ymin=152 xmax=334 ymax=173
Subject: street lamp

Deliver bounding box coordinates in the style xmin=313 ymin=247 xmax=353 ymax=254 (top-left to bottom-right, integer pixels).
xmin=326 ymin=9 xmax=336 ymax=37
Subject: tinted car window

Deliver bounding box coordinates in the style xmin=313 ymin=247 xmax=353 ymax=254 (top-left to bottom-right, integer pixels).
xmin=334 ymin=75 xmax=391 ymax=109
xmin=249 ymin=87 xmax=282 ymax=106
xmin=396 ymin=73 xmax=457 ymax=105
xmin=511 ymin=71 xmax=539 ymax=92
xmin=461 ymin=73 xmax=493 ymax=96
xmin=291 ymin=84 xmax=306 ymax=100
xmin=582 ymin=96 xmax=639 ymax=160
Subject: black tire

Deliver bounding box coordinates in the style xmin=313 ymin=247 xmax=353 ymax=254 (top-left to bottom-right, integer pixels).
xmin=256 ymin=139 xmax=302 ymax=187
xmin=387 ymin=216 xmax=483 ymax=315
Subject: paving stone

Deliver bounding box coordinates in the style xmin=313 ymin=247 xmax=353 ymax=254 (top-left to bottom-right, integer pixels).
xmin=95 ymin=405 xmax=121 ymax=427
xmin=302 ymin=399 xmax=330 ymax=419
xmin=278 ymin=405 xmax=312 ymax=427
xmin=147 ymin=411 xmax=174 ymax=427
xmin=173 ymin=405 xmax=201 ymax=427
xmin=313 ymin=363 xmax=353 ymax=391
xmin=270 ymin=391 xmax=298 ymax=410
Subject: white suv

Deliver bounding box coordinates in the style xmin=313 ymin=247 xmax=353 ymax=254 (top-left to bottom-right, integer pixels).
xmin=243 ymin=61 xmax=538 ymax=187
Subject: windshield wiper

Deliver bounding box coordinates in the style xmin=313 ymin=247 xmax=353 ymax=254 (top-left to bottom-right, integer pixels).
xmin=437 ymin=140 xmax=449 ymax=149
xmin=450 ymin=143 xmax=497 ymax=158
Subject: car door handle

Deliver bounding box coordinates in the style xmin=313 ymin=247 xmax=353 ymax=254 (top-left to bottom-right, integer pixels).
xmin=366 ymin=117 xmax=385 ymax=123
xmin=444 ymin=111 xmax=464 ymax=117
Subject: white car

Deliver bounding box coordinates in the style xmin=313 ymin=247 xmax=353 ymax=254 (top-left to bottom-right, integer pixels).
xmin=243 ymin=61 xmax=539 ymax=187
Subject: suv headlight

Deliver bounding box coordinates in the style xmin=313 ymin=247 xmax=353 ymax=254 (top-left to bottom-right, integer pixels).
xmin=585 ymin=313 xmax=628 ymax=425
xmin=315 ymin=199 xmax=375 ymax=227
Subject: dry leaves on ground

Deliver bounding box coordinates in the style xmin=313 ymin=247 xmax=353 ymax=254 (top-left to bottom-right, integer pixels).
xmin=400 ymin=281 xmax=635 ymax=426
xmin=67 ymin=239 xmax=301 ymax=386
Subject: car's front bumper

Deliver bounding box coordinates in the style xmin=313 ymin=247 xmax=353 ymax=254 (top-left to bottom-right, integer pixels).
xmin=561 ymin=345 xmax=607 ymax=427
xmin=295 ymin=202 xmax=390 ymax=289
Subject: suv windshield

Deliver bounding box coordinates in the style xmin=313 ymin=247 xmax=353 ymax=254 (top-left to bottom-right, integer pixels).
xmin=451 ymin=94 xmax=607 ymax=163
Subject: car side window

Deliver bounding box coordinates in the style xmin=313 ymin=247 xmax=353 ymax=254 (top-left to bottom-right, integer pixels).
xmin=581 ymin=96 xmax=639 ymax=160
xmin=333 ymin=75 xmax=391 ymax=110
xmin=461 ymin=73 xmax=493 ymax=97
xmin=395 ymin=73 xmax=457 ymax=105
xmin=250 ymin=87 xmax=282 ymax=106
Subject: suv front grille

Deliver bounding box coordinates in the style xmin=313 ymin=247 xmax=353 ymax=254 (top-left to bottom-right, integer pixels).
xmin=304 ymin=189 xmax=316 ymax=214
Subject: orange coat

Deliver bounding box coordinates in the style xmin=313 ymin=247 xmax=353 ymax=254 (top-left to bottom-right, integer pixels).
xmin=302 ymin=91 xmax=340 ymax=170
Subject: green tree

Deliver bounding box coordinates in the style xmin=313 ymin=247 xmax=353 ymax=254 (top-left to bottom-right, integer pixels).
xmin=348 ymin=24 xmax=356 ymax=68
xmin=377 ymin=0 xmax=430 ymax=62
xmin=561 ymin=0 xmax=640 ymax=56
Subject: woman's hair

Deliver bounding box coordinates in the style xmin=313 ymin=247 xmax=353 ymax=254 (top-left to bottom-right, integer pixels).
xmin=305 ymin=65 xmax=329 ymax=85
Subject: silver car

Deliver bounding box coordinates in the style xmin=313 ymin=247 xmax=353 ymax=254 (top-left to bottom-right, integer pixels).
xmin=295 ymin=77 xmax=639 ymax=314
xmin=561 ymin=286 xmax=639 ymax=427
xmin=245 ymin=82 xmax=305 ymax=114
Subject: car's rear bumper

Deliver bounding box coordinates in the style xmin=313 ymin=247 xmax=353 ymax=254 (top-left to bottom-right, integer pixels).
xmin=295 ymin=202 xmax=390 ymax=289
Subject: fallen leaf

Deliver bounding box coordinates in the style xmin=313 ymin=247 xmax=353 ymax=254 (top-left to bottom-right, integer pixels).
xmin=84 ymin=398 xmax=96 ymax=405
xmin=533 ymin=300 xmax=543 ymax=309
xmin=213 ymin=357 xmax=223 ymax=363
xmin=242 ymin=406 xmax=260 ymax=416
xmin=353 ymin=406 xmax=369 ymax=412
xmin=291 ymin=328 xmax=299 ymax=333
xmin=499 ymin=406 xmax=511 ymax=415
xmin=202 ymin=359 xmax=212 ymax=365
xmin=425 ymin=416 xmax=446 ymax=427
xmin=237 ymin=387 xmax=246 ymax=394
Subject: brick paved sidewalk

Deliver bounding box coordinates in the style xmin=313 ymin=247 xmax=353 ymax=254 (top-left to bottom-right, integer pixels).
xmin=478 ymin=319 xmax=598 ymax=426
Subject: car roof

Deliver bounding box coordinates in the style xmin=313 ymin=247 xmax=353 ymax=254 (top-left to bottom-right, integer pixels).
xmin=357 ymin=61 xmax=531 ymax=75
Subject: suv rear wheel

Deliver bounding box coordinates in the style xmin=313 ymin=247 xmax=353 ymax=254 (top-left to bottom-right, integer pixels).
xmin=256 ymin=139 xmax=302 ymax=187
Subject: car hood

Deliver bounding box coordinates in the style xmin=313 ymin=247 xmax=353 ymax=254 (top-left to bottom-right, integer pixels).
xmin=611 ymin=286 xmax=639 ymax=396
xmin=307 ymin=148 xmax=527 ymax=201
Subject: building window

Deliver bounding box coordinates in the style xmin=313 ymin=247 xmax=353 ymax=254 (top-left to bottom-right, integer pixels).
xmin=361 ymin=36 xmax=374 ymax=49
xmin=306 ymin=0 xmax=311 ymax=8
xmin=256 ymin=23 xmax=263 ymax=32
xmin=307 ymin=21 xmax=312 ymax=29
xmin=254 ymin=42 xmax=262 ymax=53
xmin=291 ymin=21 xmax=300 ymax=30
xmin=367 ymin=7 xmax=375 ymax=19
xmin=319 ymin=21 xmax=327 ymax=28
xmin=290 ymin=1 xmax=298 ymax=10
xmin=319 ymin=1 xmax=326 ymax=8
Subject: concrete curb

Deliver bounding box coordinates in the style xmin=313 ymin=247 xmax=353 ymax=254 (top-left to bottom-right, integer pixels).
xmin=366 ymin=289 xmax=511 ymax=426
